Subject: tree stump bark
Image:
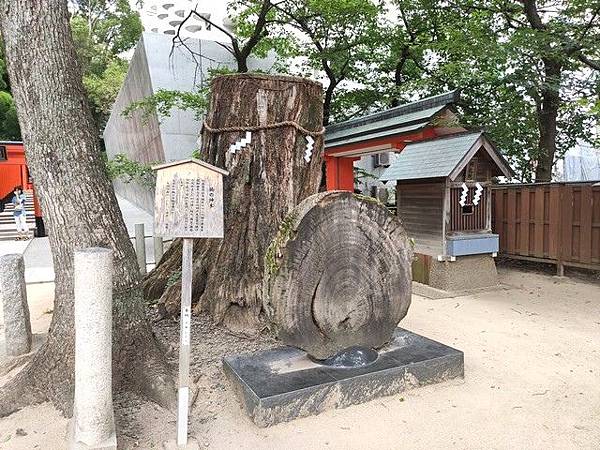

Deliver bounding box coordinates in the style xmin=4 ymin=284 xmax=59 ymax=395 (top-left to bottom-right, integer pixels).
xmin=144 ymin=74 xmax=324 ymax=333
xmin=263 ymin=191 xmax=413 ymax=359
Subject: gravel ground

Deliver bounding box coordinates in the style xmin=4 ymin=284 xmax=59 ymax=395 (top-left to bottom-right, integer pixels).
xmin=1 ymin=267 xmax=599 ymax=449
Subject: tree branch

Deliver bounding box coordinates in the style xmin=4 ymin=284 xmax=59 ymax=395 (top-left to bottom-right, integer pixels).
xmin=578 ymin=52 xmax=600 ymax=71
xmin=239 ymin=0 xmax=274 ymax=60
xmin=522 ymin=0 xmax=545 ymax=30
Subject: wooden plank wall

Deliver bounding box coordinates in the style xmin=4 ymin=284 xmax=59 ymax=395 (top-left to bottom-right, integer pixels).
xmin=396 ymin=183 xmax=444 ymax=256
xmin=492 ymin=182 xmax=600 ymax=271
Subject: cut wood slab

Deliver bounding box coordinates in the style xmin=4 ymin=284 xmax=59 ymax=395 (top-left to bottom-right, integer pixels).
xmin=263 ymin=191 xmax=413 ymax=359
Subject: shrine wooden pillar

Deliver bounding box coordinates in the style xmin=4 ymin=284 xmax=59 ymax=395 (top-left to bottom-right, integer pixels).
xmin=325 ymin=155 xmax=358 ymax=191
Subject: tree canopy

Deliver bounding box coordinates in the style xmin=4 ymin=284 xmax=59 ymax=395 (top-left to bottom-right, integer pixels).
xmin=0 ymin=1 xmax=142 ymax=138
xmin=53 ymin=0 xmax=584 ymax=182
xmin=70 ymin=0 xmax=143 ymax=129
xmin=134 ymin=0 xmax=600 ymax=181
xmin=406 ymin=0 xmax=600 ymax=181
xmin=0 ymin=46 xmax=21 ymax=140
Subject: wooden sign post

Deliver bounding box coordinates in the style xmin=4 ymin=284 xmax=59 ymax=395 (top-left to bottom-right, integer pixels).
xmin=153 ymin=158 xmax=228 ymax=448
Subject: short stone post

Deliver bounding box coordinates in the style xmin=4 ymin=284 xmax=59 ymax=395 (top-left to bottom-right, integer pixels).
xmin=0 ymin=254 xmax=32 ymax=356
xmin=71 ymin=248 xmax=116 ymax=450
xmin=153 ymin=236 xmax=164 ymax=265
xmin=135 ymin=223 xmax=147 ymax=275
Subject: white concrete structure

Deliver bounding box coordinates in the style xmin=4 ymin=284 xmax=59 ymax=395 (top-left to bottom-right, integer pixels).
xmin=0 ymin=254 xmax=31 ymax=356
xmin=71 ymin=248 xmax=116 ymax=450
xmin=103 ymin=32 xmax=274 ymax=212
xmin=354 ymin=152 xmax=399 ymax=204
xmin=140 ymin=0 xmax=231 ymax=40
xmin=563 ymin=141 xmax=600 ymax=181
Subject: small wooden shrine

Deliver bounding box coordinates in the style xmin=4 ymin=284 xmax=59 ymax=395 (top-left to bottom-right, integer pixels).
xmin=380 ymin=131 xmax=513 ymax=260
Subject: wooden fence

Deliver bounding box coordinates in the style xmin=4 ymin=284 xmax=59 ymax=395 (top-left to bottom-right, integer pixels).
xmin=492 ymin=182 xmax=600 ymax=274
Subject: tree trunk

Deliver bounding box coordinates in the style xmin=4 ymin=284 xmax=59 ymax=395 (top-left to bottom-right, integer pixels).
xmin=0 ymin=0 xmax=175 ymax=416
xmin=144 ymin=74 xmax=324 ymax=333
xmin=263 ymin=191 xmax=413 ymax=359
xmin=534 ymin=59 xmax=562 ymax=182
xmin=323 ymin=81 xmax=336 ymax=126
xmin=390 ymin=46 xmax=410 ymax=108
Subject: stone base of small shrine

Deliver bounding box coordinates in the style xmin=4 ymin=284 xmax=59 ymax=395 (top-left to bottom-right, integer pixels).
xmin=223 ymin=328 xmax=464 ymax=427
xmin=413 ymin=253 xmax=499 ymax=293
xmin=432 ymin=254 xmax=499 ymax=292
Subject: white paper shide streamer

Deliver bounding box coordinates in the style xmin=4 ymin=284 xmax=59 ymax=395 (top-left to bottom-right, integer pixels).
xmin=472 ymin=182 xmax=484 ymax=205
xmin=229 ymin=131 xmax=252 ymax=154
xmin=459 ymin=182 xmax=469 ymax=207
xmin=304 ymin=135 xmax=314 ymax=162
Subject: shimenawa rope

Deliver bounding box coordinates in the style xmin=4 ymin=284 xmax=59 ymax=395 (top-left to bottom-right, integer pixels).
xmin=202 ymin=120 xmax=325 ymax=137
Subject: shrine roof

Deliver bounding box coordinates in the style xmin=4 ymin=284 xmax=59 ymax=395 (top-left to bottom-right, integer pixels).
xmin=380 ymin=131 xmax=514 ymax=182
xmin=152 ymin=158 xmax=229 ymax=175
xmin=325 ymin=90 xmax=459 ymax=149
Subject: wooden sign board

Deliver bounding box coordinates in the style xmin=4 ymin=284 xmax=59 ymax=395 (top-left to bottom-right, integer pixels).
xmin=153 ymin=158 xmax=229 ymax=239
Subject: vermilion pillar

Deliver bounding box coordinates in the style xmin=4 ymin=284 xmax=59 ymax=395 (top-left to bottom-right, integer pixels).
xmin=325 ymin=155 xmax=358 ymax=191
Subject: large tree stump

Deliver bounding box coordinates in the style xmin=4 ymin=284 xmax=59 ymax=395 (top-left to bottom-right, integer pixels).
xmin=263 ymin=191 xmax=413 ymax=359
xmin=144 ymin=74 xmax=324 ymax=333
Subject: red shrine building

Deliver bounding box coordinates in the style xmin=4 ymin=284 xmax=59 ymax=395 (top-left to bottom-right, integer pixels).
xmin=324 ymin=91 xmax=514 ymax=292
xmin=324 ymin=91 xmax=465 ymax=191
xmin=0 ymin=141 xmax=44 ymax=237
xmin=0 ymin=142 xmax=33 ymax=195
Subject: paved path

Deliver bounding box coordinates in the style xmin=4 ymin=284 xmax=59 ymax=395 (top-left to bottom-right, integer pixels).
xmin=118 ymin=195 xmax=160 ymax=268
xmin=10 ymin=195 xmax=159 ymax=284
xmin=24 ymin=237 xmax=54 ymax=283
xmin=118 ymin=195 xmax=154 ymax=237
xmin=0 ymin=240 xmax=30 ymax=258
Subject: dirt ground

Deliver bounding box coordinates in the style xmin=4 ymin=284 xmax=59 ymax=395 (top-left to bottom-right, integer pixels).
xmin=1 ymin=266 xmax=599 ymax=450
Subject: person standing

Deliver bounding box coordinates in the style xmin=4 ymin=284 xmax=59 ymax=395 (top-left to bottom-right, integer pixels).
xmin=11 ymin=186 xmax=30 ymax=240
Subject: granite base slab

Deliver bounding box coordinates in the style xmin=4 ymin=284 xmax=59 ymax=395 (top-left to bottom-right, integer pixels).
xmin=223 ymin=328 xmax=464 ymax=427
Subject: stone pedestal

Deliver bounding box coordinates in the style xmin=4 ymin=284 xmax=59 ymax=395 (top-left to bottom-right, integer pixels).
xmin=429 ymin=254 xmax=498 ymax=291
xmin=0 ymin=254 xmax=32 ymax=356
xmin=412 ymin=253 xmax=499 ymax=296
xmin=70 ymin=248 xmax=116 ymax=450
xmin=224 ymin=328 xmax=464 ymax=427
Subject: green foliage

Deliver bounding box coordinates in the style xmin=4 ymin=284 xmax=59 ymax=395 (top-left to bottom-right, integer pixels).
xmin=70 ymin=0 xmax=142 ymax=72
xmin=123 ymin=89 xmax=209 ymax=122
xmin=105 ymin=153 xmax=156 ymax=187
xmin=70 ymin=0 xmax=143 ymax=129
xmin=127 ymin=0 xmax=599 ymax=181
xmin=354 ymin=167 xmax=377 ymax=187
xmin=376 ymin=0 xmax=600 ymax=181
xmin=272 ymin=0 xmax=382 ymax=123
xmin=122 ymin=68 xmax=235 ymax=122
xmin=0 ymin=2 xmax=139 ymax=136
xmin=228 ymin=0 xmax=298 ymax=67
xmin=0 ymin=44 xmax=20 ymax=140
xmin=264 ymin=212 xmax=297 ymax=276
xmin=0 ymin=54 xmax=8 ymax=91
xmin=0 ymin=91 xmax=20 ymax=140
xmin=83 ymin=59 xmax=128 ymax=118
xmin=166 ymin=270 xmax=182 ymax=288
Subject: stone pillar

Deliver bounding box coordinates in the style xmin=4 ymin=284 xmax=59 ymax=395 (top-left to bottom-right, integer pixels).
xmin=153 ymin=236 xmax=164 ymax=265
xmin=0 ymin=254 xmax=32 ymax=356
xmin=135 ymin=223 xmax=147 ymax=275
xmin=71 ymin=248 xmax=116 ymax=450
